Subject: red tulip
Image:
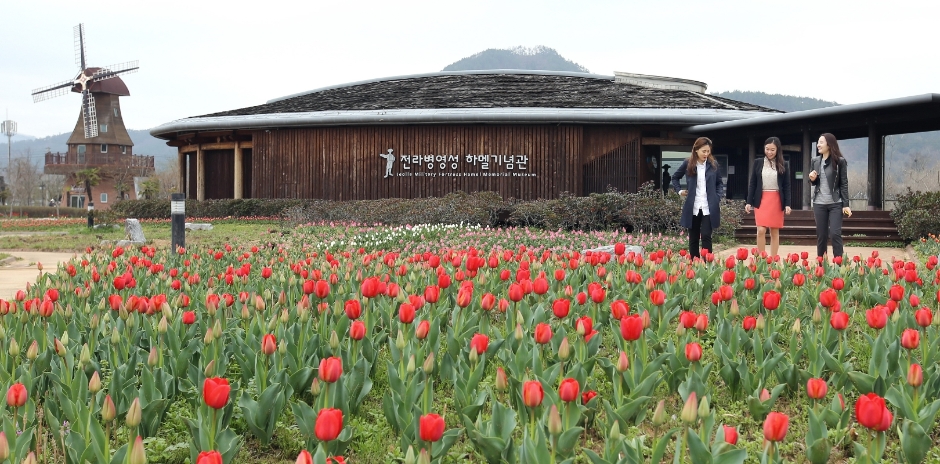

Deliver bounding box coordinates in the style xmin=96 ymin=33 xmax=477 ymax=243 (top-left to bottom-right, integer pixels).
xmin=315 ymin=408 xmax=343 ymax=441
xmin=818 ymin=288 xmax=839 ymax=309
xmin=419 ymin=413 xmax=445 ymax=442
xmin=360 ymin=277 xmax=379 ymax=298
xmin=742 ymin=316 xmax=757 ymax=331
xmin=522 ymin=381 xmax=544 ymax=408
xmin=414 ymin=320 xmax=430 ymax=340
xmin=302 ymin=280 xmax=316 ymax=295
xmin=314 ymin=280 xmax=330 ymax=299
xmin=181 ymin=311 xmax=196 ymax=325
xmin=679 ymin=311 xmax=697 ymax=329
xmin=722 ymin=425 xmax=738 ymax=445
xmin=470 ymin=333 xmax=489 ymax=355
xmin=806 ymin=378 xmax=827 ymax=399
xmin=889 ymin=284 xmax=904 ymax=302
xmin=261 ymin=334 xmax=277 ymax=356
xmin=908 ymin=364 xmax=923 ymax=388
xmin=620 ymin=314 xmax=643 ymax=341
xmin=736 ymin=248 xmax=749 ymax=261
xmin=398 ymin=303 xmax=416 ymax=324
xmin=480 ymin=293 xmax=496 ymax=311
xmin=203 ymin=377 xmax=231 ymax=409
xmin=855 ymin=393 xmax=892 ymax=431
xmin=649 ymin=289 xmax=666 ymax=306
xmin=762 ymin=412 xmax=789 ymax=442
xmin=718 ymin=285 xmax=734 ymax=302
xmin=581 ymin=390 xmax=598 ymax=405
xmin=832 ymin=278 xmax=845 ymax=290
xmin=6 ymin=383 xmax=27 ymax=408
xmin=610 ymin=300 xmax=630 ymax=320
xmin=551 ymin=299 xmax=570 ymax=319
xmin=792 ymin=273 xmax=805 ymax=286
xmin=744 ymin=278 xmax=755 ymax=290
xmin=762 ymin=291 xmax=781 ymax=311
xmin=319 ymin=357 xmax=343 ymax=383
xmin=865 ymin=307 xmax=887 ymax=329
xmin=590 ymin=287 xmax=606 ymax=304
xmin=344 ymin=300 xmax=361 ymax=320
xmin=508 ymin=283 xmax=524 ymax=302
xmin=575 ymin=292 xmax=587 ymax=305
xmin=559 ymin=378 xmax=580 ymax=402
xmin=694 ymin=314 xmax=708 ymax=332
xmin=901 ymin=329 xmax=920 ymax=350
xmin=196 ymin=451 xmax=224 ymax=464
xmin=575 ymin=315 xmax=593 ymax=335
xmin=684 ymin=342 xmax=702 ymax=362
xmin=829 ymin=311 xmax=849 ymax=330
xmin=349 ymin=321 xmax=366 ymax=340
xmin=295 ymin=450 xmax=312 ymax=464
xmin=423 ymin=285 xmax=440 ymax=304
xmin=532 ymin=277 xmax=549 ymax=295
xmin=534 ymin=323 xmax=553 ymax=344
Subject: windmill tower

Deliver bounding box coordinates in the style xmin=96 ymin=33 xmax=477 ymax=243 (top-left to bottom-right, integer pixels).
xmin=31 ymin=23 xmax=154 ymax=210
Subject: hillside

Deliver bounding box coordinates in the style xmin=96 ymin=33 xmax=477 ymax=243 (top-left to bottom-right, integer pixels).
xmin=442 ymin=46 xmax=590 ymax=73
xmin=0 ymin=129 xmax=176 ymax=170
xmin=712 ymin=91 xmax=840 ymax=112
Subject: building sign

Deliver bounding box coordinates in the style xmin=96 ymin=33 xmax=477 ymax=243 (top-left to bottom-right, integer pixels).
xmin=379 ymin=149 xmax=537 ymax=178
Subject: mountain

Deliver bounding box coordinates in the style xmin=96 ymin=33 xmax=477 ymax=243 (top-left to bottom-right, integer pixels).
xmin=712 ymin=91 xmax=840 ymax=112
xmin=0 ymin=129 xmax=177 ymax=171
xmin=442 ymin=46 xmax=590 ymax=73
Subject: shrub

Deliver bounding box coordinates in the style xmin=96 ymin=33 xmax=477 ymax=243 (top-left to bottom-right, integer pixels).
xmin=2 ymin=206 xmax=88 ymax=218
xmin=891 ymin=189 xmax=940 ymax=241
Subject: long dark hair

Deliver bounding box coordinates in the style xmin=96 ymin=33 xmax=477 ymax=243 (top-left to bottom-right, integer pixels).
xmin=819 ymin=133 xmax=845 ymax=165
xmin=764 ymin=137 xmax=786 ymax=174
xmin=686 ymin=137 xmax=717 ymax=177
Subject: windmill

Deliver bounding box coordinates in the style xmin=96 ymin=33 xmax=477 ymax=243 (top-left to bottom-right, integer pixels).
xmin=31 ymin=23 xmax=139 ymax=139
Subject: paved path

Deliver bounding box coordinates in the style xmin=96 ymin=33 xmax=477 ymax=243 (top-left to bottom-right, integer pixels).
xmin=0 ymin=251 xmax=78 ymax=299
xmin=717 ymin=244 xmax=912 ymax=264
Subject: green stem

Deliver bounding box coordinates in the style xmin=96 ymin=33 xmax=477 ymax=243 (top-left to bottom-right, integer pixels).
xmin=529 ymin=409 xmax=536 ymax=440
xmin=677 ymin=427 xmax=686 ymax=464
xmin=210 ymin=408 xmax=218 ymax=450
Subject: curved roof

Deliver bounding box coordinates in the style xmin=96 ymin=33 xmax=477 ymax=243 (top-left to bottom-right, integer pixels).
xmin=151 ymin=70 xmax=778 ymax=138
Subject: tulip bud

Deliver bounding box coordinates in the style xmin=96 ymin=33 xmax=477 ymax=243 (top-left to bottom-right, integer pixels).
xmin=417 ymin=448 xmax=431 ymax=464
xmin=616 ymin=351 xmax=629 ymax=372
xmin=812 ymin=307 xmax=822 ymax=324
xmin=329 ymin=330 xmax=340 ymax=350
xmin=280 ymin=308 xmax=289 ymax=323
xmin=407 ymin=355 xmax=416 ymax=374
xmin=609 ymin=421 xmax=621 ymax=441
xmin=101 ymin=395 xmax=116 ymax=422
xmin=213 ymin=319 xmax=222 ymax=339
xmin=80 ymin=343 xmax=91 ymax=366
xmin=557 ymin=337 xmax=570 ymax=361
xmin=908 ymin=364 xmax=923 ymax=388
xmin=89 ymin=371 xmax=102 ymax=393
xmin=119 ymin=307 xmax=130 ymax=320
xmin=759 ymin=388 xmax=771 ymax=402
xmin=468 ymin=347 xmax=479 ymax=365
xmin=241 ymin=304 xmax=251 ymax=320
xmin=641 ymin=310 xmax=651 ymax=329
xmin=22 ymin=452 xmax=37 ymax=464
xmin=278 ymin=341 xmax=287 ymax=355
xmin=514 ymin=323 xmax=524 ymax=341
xmin=697 ymin=395 xmax=710 ymax=419
xmin=791 ymin=318 xmax=801 ymax=334
xmin=495 ymin=367 xmax=508 ymax=391
xmin=404 ymin=446 xmax=416 ymax=464
xmin=148 ymin=347 xmax=158 ymax=367
xmin=576 ymin=321 xmax=586 ymax=336
xmin=26 ymin=340 xmax=38 ymax=360
xmin=266 ymin=315 xmax=278 ymax=332
xmin=681 ymin=392 xmax=698 ymax=424
xmin=158 ymin=316 xmax=168 ymax=334
xmin=204 ymin=359 xmax=216 ymax=377
xmin=126 ymin=314 xmax=136 ymax=329
xmin=129 ymin=436 xmax=146 ymax=464
xmin=423 ymin=352 xmax=435 ymax=375
xmin=310 ymin=377 xmax=321 ymax=397
xmin=61 ymin=332 xmax=69 ymax=346
xmin=0 ymin=432 xmax=8 ymax=462
xmin=204 ymin=328 xmax=214 ymax=345
xmin=111 ymin=327 xmax=121 ymax=345
xmin=891 ymin=310 xmax=900 ymax=323
xmin=756 ymin=314 xmax=766 ymax=330
xmin=54 ymin=338 xmax=66 ymax=357
xmin=676 ymin=324 xmax=686 ymax=336
xmin=7 ymin=338 xmax=18 ymax=357
xmin=126 ymin=397 xmax=142 ymax=428
xmin=652 ymin=400 xmax=666 ymax=426
xmin=396 ymin=330 xmax=406 ymax=350
xmin=548 ymin=404 xmax=563 ymax=436
xmin=729 ymin=299 xmax=740 ymax=316
xmin=90 ymin=313 xmax=100 ymax=329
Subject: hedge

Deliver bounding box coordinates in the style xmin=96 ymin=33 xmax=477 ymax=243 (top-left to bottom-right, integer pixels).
xmin=891 ymin=189 xmax=940 ymax=242
xmin=2 ymin=206 xmax=89 ymax=218
xmin=105 ymin=182 xmax=746 ymax=237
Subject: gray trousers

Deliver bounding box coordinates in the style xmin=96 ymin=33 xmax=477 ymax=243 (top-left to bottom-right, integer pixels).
xmin=813 ymin=203 xmax=843 ymax=258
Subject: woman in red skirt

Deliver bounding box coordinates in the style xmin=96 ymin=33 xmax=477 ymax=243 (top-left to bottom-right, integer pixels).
xmin=745 ymin=137 xmax=791 ymax=257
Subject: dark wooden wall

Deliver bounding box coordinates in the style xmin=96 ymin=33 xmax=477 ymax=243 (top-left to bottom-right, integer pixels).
xmin=204 ymin=149 xmax=235 ymax=200
xmin=251 ymin=125 xmax=598 ymax=200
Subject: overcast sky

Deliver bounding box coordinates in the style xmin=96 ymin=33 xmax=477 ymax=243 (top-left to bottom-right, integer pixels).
xmin=1 ymin=0 xmax=936 ymax=138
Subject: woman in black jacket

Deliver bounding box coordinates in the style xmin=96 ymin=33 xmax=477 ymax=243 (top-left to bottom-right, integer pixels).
xmin=671 ymin=137 xmax=725 ymax=259
xmin=745 ymin=137 xmax=792 ymax=257
xmin=808 ymin=133 xmax=851 ymax=260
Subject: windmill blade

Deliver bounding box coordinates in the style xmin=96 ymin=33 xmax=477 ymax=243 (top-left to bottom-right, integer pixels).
xmin=82 ymin=89 xmax=99 ymax=139
xmin=74 ymin=23 xmax=87 ymax=70
xmin=92 ymin=61 xmax=139 ymax=81
xmin=31 ymin=80 xmax=75 ymax=103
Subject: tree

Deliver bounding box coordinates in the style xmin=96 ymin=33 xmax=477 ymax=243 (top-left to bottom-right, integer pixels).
xmin=74 ymin=168 xmax=101 ymax=207
xmin=9 ymin=155 xmax=42 ymax=214
xmin=155 ymin=162 xmax=180 ymax=199
xmin=140 ymin=178 xmax=160 ymax=200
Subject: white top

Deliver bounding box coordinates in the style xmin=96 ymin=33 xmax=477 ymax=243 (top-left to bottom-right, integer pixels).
xmin=761 ymin=160 xmax=779 ymax=191
xmin=694 ymin=161 xmax=709 ymax=215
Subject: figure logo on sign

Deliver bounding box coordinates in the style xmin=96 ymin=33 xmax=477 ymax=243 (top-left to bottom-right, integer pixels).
xmin=379 ymin=149 xmax=396 ymax=178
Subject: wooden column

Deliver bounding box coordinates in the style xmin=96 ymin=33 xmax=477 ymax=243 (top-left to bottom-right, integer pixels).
xmin=178 ymin=151 xmax=186 ymax=196
xmin=196 ymin=145 xmax=205 ymax=201
xmin=234 ymin=141 xmax=243 ymax=199
xmin=747 ymin=136 xmax=756 ymax=189
xmin=868 ymin=124 xmax=884 ymax=210
xmin=802 ymin=129 xmax=812 ymax=210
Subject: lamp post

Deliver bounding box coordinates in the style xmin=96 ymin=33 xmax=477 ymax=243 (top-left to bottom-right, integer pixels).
xmin=1 ymin=119 xmax=16 ymax=217
xmin=39 ymin=182 xmax=45 ymax=207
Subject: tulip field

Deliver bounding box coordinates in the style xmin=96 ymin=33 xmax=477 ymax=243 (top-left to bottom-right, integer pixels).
xmin=1 ymin=220 xmax=940 ymax=463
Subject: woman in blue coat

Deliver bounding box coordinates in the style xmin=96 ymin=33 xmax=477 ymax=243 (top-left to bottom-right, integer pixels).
xmin=671 ymin=137 xmax=725 ymax=259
